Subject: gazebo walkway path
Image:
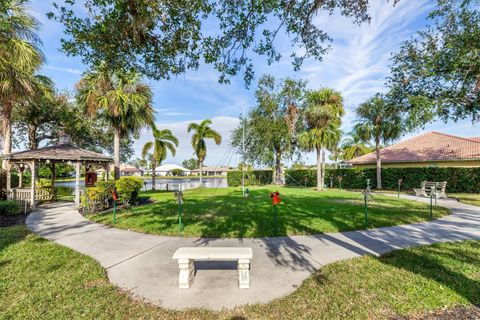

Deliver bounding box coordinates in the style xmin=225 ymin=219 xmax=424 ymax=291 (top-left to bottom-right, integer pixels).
xmin=26 ymin=195 xmax=480 ymax=310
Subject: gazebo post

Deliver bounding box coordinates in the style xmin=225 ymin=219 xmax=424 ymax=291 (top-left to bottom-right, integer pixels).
xmin=50 ymin=162 xmax=56 ymax=200
xmin=105 ymin=163 xmax=110 ymax=181
xmin=75 ymin=161 xmax=81 ymax=208
xmin=6 ymin=161 xmax=11 ymax=200
xmin=30 ymin=160 xmax=36 ymax=210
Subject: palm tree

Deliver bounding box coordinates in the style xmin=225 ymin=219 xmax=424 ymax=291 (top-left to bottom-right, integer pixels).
xmin=77 ymin=66 xmax=155 ymax=179
xmin=340 ymin=131 xmax=374 ymax=161
xmin=299 ymin=88 xmax=345 ymax=191
xmin=0 ymin=0 xmax=44 ymax=157
xmin=354 ymin=94 xmax=403 ymax=189
xmin=142 ymin=127 xmax=178 ymax=190
xmin=187 ymin=119 xmax=222 ymax=184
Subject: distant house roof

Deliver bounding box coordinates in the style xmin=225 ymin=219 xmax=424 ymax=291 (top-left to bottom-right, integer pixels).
xmin=191 ymin=166 xmax=229 ymax=172
xmin=1 ymin=143 xmax=112 ymax=163
xmin=120 ymin=165 xmax=143 ymax=173
xmin=155 ymin=164 xmax=190 ymax=172
xmin=349 ymin=131 xmax=480 ymax=165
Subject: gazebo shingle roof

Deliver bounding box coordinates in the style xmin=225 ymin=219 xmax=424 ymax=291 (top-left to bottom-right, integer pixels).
xmin=1 ymin=143 xmax=112 ymax=162
xmin=349 ymin=131 xmax=480 ymax=165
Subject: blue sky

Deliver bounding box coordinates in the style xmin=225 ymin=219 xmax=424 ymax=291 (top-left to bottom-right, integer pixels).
xmin=30 ymin=0 xmax=479 ymax=167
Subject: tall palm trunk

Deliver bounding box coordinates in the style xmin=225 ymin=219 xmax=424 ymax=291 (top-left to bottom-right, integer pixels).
xmin=151 ymin=160 xmax=156 ymax=191
xmin=199 ymin=161 xmax=203 ymax=184
xmin=2 ymin=103 xmax=13 ymax=167
xmin=113 ymin=127 xmax=121 ymax=180
xmin=316 ymin=146 xmax=322 ymax=191
xmin=375 ymin=136 xmax=382 ymax=189
xmin=321 ymin=149 xmax=326 ymax=190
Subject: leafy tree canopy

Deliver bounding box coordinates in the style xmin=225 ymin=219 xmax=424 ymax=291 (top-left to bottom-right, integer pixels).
xmin=231 ymin=74 xmax=306 ymax=169
xmin=49 ymin=0 xmax=379 ymax=84
xmin=182 ymin=158 xmax=199 ymax=170
xmin=388 ymin=0 xmax=480 ymax=128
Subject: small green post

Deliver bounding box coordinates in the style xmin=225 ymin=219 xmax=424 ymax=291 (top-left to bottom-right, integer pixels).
xmin=178 ymin=203 xmax=184 ymax=231
xmin=364 ymin=193 xmax=368 ymax=227
xmin=430 ymin=192 xmax=433 ymax=220
xmin=113 ymin=201 xmax=117 ymax=224
xmin=397 ymin=179 xmax=403 ymax=198
xmin=273 ymin=204 xmax=278 ymax=235
xmin=175 ymin=190 xmax=184 ymax=231
xmin=434 ymin=182 xmax=438 ymax=206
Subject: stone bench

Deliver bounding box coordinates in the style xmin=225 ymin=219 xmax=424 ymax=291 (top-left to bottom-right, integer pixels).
xmin=172 ymin=247 xmax=253 ymax=289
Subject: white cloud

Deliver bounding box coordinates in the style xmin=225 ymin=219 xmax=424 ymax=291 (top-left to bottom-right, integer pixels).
xmin=44 ymin=65 xmax=83 ymax=75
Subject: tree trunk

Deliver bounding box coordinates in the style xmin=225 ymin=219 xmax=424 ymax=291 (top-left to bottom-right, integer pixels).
xmin=151 ymin=160 xmax=156 ymax=191
xmin=199 ymin=161 xmax=203 ymax=184
xmin=316 ymin=147 xmax=322 ymax=191
xmin=375 ymin=137 xmax=382 ymax=189
xmin=2 ymin=102 xmax=13 ymax=168
xmin=28 ymin=125 xmax=38 ymax=150
xmin=273 ymin=148 xmax=282 ymax=185
xmin=321 ymin=149 xmax=326 ymax=190
xmin=113 ymin=128 xmax=121 ymax=180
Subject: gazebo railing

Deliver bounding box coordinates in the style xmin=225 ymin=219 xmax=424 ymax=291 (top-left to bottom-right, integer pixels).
xmin=8 ymin=188 xmax=52 ymax=205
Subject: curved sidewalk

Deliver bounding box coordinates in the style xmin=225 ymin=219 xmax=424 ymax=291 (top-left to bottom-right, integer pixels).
xmin=26 ymin=195 xmax=480 ymax=310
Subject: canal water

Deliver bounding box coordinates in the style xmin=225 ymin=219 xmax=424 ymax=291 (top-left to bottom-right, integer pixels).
xmin=55 ymin=177 xmax=228 ymax=195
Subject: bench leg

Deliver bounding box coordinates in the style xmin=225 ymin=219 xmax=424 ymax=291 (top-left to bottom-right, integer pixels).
xmin=238 ymin=259 xmax=250 ymax=289
xmin=178 ymin=259 xmax=195 ymax=289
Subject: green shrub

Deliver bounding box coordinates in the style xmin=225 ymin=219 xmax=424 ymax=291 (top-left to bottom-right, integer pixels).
xmin=0 ymin=169 xmax=20 ymax=200
xmin=115 ymin=176 xmax=144 ymax=205
xmin=284 ymin=167 xmax=480 ymax=193
xmin=171 ymin=169 xmax=183 ymax=176
xmin=84 ymin=178 xmax=144 ymax=212
xmin=0 ymin=200 xmax=21 ymax=215
xmin=96 ymin=180 xmax=116 ymax=200
xmin=227 ymin=170 xmax=273 ymax=187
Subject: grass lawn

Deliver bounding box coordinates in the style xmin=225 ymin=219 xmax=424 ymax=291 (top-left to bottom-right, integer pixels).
xmin=449 ymin=193 xmax=480 ymax=207
xmin=1 ymin=226 xmax=478 ymax=319
xmin=88 ymin=187 xmax=449 ymax=237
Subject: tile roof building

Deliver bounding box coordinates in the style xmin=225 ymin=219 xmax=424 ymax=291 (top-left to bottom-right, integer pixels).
xmin=349 ymin=132 xmax=480 ymax=168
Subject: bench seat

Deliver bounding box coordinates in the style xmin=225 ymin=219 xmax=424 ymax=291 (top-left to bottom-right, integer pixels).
xmin=413 ymin=181 xmax=448 ymax=199
xmin=172 ymin=247 xmax=253 ymax=289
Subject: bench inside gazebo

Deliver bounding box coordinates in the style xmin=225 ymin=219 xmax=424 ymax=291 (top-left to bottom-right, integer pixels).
xmin=1 ymin=136 xmax=112 ymax=210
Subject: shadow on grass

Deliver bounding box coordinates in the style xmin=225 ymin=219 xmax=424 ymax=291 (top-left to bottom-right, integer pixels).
xmin=379 ymin=242 xmax=480 ymax=305
xmin=0 ymin=226 xmax=30 ymax=253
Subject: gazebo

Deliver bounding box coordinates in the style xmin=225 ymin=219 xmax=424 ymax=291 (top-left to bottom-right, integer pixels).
xmin=2 ymin=136 xmax=112 ymax=209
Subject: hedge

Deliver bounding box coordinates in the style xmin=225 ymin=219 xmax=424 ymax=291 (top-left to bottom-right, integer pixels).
xmin=284 ymin=167 xmax=480 ymax=193
xmin=0 ymin=200 xmax=21 ymax=216
xmin=227 ymin=170 xmax=273 ymax=187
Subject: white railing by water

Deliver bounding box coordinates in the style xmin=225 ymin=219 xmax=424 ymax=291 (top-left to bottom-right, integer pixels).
xmin=142 ymin=180 xmax=223 ymax=192
xmin=7 ymin=188 xmax=52 ymax=207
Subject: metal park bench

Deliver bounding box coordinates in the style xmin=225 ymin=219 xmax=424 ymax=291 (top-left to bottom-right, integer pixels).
xmin=413 ymin=181 xmax=448 ymax=199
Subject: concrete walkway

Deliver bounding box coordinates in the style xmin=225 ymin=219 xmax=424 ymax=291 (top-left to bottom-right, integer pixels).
xmin=26 ymin=195 xmax=480 ymax=310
